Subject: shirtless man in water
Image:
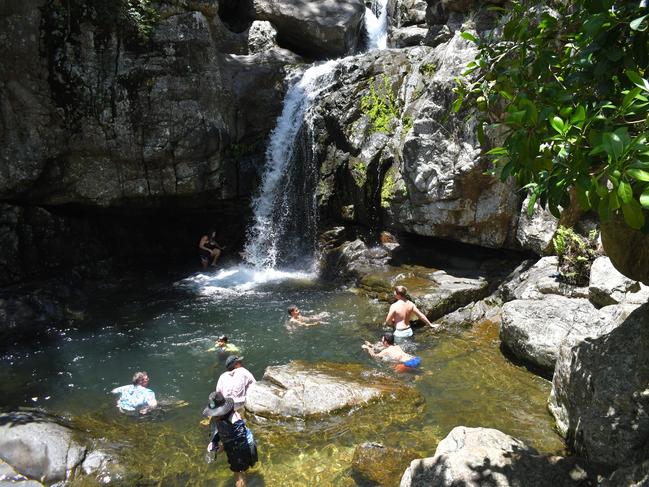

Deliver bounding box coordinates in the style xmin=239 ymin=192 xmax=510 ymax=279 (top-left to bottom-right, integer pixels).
xmin=384 ymin=285 xmax=437 ymax=339
xmin=362 ymin=332 xmax=421 ymax=372
xmin=287 ymin=305 xmax=322 ymax=327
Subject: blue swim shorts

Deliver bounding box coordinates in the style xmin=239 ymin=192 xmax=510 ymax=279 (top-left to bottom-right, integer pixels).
xmin=403 ymin=356 xmax=421 ymax=368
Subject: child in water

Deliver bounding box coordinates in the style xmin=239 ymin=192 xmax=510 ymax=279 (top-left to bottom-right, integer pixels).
xmin=208 ymin=335 xmax=240 ymax=354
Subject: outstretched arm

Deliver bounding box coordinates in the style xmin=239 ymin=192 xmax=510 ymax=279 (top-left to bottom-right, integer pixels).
xmin=412 ymin=305 xmax=434 ymax=327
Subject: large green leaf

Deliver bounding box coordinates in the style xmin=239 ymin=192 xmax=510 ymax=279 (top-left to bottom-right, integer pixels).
xmin=627 ymin=168 xmax=649 ymax=182
xmin=618 ymin=180 xmax=633 ymax=204
xmin=550 ymin=116 xmax=565 ymax=134
xmin=622 ymin=200 xmax=646 ymax=229
xmin=630 ymin=15 xmax=648 ymax=32
xmin=602 ymin=132 xmax=624 ymax=160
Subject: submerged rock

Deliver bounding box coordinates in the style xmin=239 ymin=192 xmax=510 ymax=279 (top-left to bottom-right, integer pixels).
xmin=549 ymin=303 xmax=649 ymax=469
xmin=245 ymin=361 xmax=417 ymax=420
xmin=399 ymin=426 xmax=595 ymax=487
xmin=352 ymin=442 xmax=417 ymax=486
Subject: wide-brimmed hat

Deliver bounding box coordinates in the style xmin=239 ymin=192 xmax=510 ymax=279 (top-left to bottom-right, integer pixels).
xmin=225 ymin=355 xmax=243 ymax=371
xmin=203 ymin=391 xmax=234 ymax=417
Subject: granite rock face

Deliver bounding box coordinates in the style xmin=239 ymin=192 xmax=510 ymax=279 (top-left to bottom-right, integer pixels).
xmin=588 ymin=256 xmax=640 ymax=307
xmin=253 ymin=0 xmax=366 ymax=58
xmin=400 ymin=426 xmax=595 ymax=487
xmin=312 ymin=36 xmax=522 ymax=250
xmin=549 ymin=303 xmax=649 ymax=469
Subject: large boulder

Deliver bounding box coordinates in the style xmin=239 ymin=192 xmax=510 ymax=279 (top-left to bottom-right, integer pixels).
xmin=500 ymin=296 xmax=621 ymax=373
xmin=399 ymin=426 xmax=595 ymax=487
xmin=0 ymin=411 xmax=119 ymax=484
xmin=588 ymin=256 xmax=640 ymax=307
xmin=312 ymin=34 xmax=523 ymax=250
xmin=548 ymin=303 xmax=649 ymax=469
xmin=252 ymin=0 xmax=366 ymax=58
xmin=245 ymin=361 xmax=417 ymax=419
xmin=599 ymin=460 xmax=649 ymax=487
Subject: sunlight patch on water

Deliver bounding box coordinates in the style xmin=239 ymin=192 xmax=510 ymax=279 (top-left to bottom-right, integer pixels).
xmin=176 ymin=265 xmax=318 ymax=296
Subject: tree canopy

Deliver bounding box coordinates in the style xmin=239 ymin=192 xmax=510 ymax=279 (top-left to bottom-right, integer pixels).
xmin=456 ymin=0 xmax=649 ymax=230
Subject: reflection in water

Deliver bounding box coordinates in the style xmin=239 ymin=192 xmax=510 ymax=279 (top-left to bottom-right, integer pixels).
xmin=0 ymin=272 xmax=563 ymax=486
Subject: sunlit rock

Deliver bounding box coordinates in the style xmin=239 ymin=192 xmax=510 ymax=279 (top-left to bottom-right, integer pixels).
xmin=0 ymin=411 xmax=119 ymax=484
xmin=589 ymin=256 xmax=640 ymax=307
xmin=515 ymin=195 xmax=558 ymax=255
xmin=549 ymin=303 xmax=649 ymax=469
xmin=400 ymin=426 xmax=595 ymax=487
xmin=500 ymin=296 xmax=621 ymax=374
xmin=245 ymin=361 xmax=417 ymax=419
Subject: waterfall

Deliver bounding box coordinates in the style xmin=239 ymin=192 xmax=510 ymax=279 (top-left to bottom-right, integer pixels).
xmin=243 ymin=2 xmax=389 ymax=271
xmin=365 ymin=0 xmax=389 ymax=50
xmin=244 ymin=61 xmax=338 ymax=270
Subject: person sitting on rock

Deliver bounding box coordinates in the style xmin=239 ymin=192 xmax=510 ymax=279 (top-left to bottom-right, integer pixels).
xmin=208 ymin=335 xmax=240 ymax=355
xmin=199 ymin=229 xmax=224 ymax=269
xmin=216 ymin=356 xmax=256 ymax=413
xmin=362 ymin=332 xmax=421 ymax=372
xmin=111 ymin=371 xmax=157 ymax=414
xmin=384 ymin=285 xmax=437 ymax=339
xmin=287 ymin=305 xmax=322 ymax=327
xmin=204 ymin=391 xmax=257 ymax=487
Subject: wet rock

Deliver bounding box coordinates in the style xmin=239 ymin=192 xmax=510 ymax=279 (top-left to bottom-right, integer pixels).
xmin=245 ymin=361 xmax=414 ymax=419
xmin=549 ymin=303 xmax=649 ymax=469
xmin=0 ymin=411 xmax=120 ymax=485
xmin=400 ymin=426 xmax=595 ymax=487
xmin=589 ymin=256 xmax=640 ymax=307
xmin=387 ymin=0 xmax=428 ymax=28
xmin=252 ymin=0 xmax=365 ymax=58
xmin=436 ymin=296 xmax=502 ymax=329
xmin=320 ymin=238 xmax=394 ymax=281
xmin=352 ymin=442 xmax=417 ymax=485
xmin=500 ymin=257 xmax=589 ymax=302
xmin=599 ymin=460 xmax=649 ymax=487
xmin=500 ymin=296 xmax=620 ymax=373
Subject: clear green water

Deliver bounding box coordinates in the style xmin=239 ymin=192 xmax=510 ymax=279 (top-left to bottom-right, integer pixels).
xmin=0 ymin=266 xmax=564 ymax=486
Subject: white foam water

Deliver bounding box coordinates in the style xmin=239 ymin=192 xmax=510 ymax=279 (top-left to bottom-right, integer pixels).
xmin=365 ymin=0 xmax=389 ymax=50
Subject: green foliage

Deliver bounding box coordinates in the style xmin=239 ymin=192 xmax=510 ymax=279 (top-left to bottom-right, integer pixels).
xmin=455 ymin=0 xmax=649 ymax=231
xmin=349 ymin=157 xmax=368 ymax=188
xmin=552 ymin=226 xmax=599 ymax=286
xmin=419 ymin=63 xmax=437 ymax=76
xmin=122 ymin=0 xmax=158 ymax=39
xmin=381 ymin=165 xmax=405 ymax=208
xmin=361 ymin=75 xmax=402 ymax=134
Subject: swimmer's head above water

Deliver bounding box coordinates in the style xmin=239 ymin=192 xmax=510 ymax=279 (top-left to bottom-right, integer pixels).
xmin=394 ymin=285 xmax=408 ymax=299
xmin=287 ymin=305 xmax=299 ymax=317
xmin=382 ymin=332 xmax=395 ymax=346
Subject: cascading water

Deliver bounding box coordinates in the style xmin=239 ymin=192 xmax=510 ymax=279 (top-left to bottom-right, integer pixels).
xmin=243 ymin=61 xmax=339 ymax=270
xmin=365 ymin=0 xmax=389 ymax=50
xmin=240 ymin=1 xmax=390 ymax=273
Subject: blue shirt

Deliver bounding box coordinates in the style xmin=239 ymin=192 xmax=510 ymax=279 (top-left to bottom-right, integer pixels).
xmin=112 ymin=384 xmax=156 ymax=412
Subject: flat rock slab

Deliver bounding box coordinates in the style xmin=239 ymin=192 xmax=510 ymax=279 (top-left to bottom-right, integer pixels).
xmin=245 ymin=361 xmax=415 ymax=420
xmin=358 ymin=265 xmax=489 ymax=321
xmin=400 ymin=426 xmax=596 ymax=487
